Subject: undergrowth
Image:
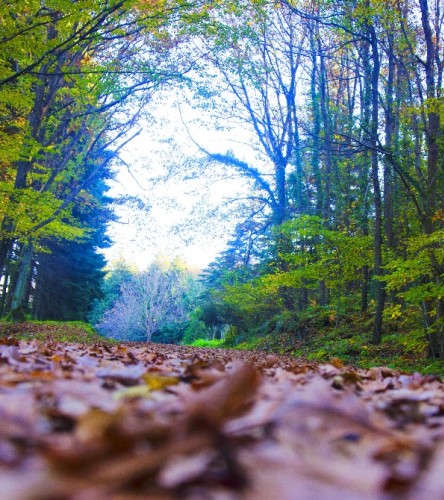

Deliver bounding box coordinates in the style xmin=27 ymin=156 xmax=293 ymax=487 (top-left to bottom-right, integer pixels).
xmin=218 ymin=312 xmax=444 ymax=376
xmin=0 ymin=321 xmax=105 ymax=344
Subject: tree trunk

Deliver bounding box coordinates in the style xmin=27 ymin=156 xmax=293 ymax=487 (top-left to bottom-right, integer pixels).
xmin=419 ymin=0 xmax=443 ymax=357
xmin=0 ymin=271 xmax=9 ymax=318
xmin=383 ymin=32 xmax=395 ymax=250
xmin=309 ymin=22 xmax=323 ymax=217
xmin=368 ymin=21 xmax=385 ymax=344
xmin=318 ymin=34 xmax=332 ymax=223
xmin=9 ymin=242 xmax=34 ymax=322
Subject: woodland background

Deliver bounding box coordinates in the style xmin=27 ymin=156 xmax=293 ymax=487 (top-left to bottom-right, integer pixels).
xmin=0 ymin=0 xmax=443 ymax=372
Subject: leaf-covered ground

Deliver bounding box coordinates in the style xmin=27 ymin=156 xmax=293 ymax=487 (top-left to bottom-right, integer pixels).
xmin=1 ymin=337 xmax=444 ymax=499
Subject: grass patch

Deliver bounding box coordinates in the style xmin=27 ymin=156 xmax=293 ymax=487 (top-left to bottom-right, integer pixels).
xmin=0 ymin=321 xmax=105 ymax=344
xmin=186 ymin=338 xmax=225 ymax=348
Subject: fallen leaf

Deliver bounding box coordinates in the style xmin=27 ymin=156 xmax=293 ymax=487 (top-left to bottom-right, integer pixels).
xmin=142 ymin=372 xmax=180 ymax=390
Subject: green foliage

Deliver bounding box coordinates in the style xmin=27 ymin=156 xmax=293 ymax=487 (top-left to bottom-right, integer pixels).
xmin=384 ymin=230 xmax=444 ymax=304
xmin=275 ymin=216 xmax=373 ymax=289
xmin=152 ymin=322 xmax=186 ymax=344
xmin=187 ymin=338 xmax=224 ymax=348
xmin=211 ymin=216 xmax=373 ymax=341
xmin=182 ymin=310 xmax=210 ymax=344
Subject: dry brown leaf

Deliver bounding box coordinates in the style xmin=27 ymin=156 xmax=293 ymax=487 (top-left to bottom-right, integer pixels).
xmin=186 ymin=362 xmax=261 ymax=425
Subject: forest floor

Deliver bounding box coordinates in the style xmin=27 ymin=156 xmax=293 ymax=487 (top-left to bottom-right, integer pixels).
xmin=1 ymin=330 xmax=444 ymax=499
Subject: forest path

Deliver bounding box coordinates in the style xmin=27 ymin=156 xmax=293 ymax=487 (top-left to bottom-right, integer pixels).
xmin=0 ymin=337 xmax=443 ymax=499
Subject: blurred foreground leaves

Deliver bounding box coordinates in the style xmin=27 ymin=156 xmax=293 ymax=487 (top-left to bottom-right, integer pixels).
xmin=0 ymin=337 xmax=444 ymax=498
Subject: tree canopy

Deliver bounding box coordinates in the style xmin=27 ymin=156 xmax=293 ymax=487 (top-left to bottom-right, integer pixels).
xmin=0 ymin=0 xmax=202 ymax=320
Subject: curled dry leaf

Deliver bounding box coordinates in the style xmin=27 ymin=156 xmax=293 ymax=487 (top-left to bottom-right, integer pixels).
xmin=186 ymin=362 xmax=261 ymax=426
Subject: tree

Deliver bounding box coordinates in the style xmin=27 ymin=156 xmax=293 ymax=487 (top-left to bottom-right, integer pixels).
xmin=194 ymin=0 xmax=442 ymax=356
xmin=88 ymin=258 xmax=135 ymax=326
xmin=191 ymin=0 xmax=307 ymax=227
xmin=96 ymin=258 xmax=199 ymax=342
xmin=32 ymin=157 xmax=113 ymax=321
xmin=0 ymin=0 xmax=199 ymax=320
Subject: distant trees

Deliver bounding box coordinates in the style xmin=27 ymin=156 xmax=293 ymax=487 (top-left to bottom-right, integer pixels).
xmin=95 ymin=258 xmax=202 ymax=342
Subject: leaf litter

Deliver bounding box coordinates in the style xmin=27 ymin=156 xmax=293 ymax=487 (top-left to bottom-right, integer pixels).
xmin=0 ymin=336 xmax=444 ymax=498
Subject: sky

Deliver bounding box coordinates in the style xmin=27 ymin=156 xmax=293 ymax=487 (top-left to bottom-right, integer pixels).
xmin=102 ymin=93 xmax=253 ymax=272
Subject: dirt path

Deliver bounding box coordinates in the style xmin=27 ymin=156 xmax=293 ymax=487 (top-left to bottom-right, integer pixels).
xmin=0 ymin=337 xmax=443 ymax=499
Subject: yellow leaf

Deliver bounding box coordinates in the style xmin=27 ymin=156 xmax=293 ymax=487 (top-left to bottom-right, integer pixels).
xmin=114 ymin=385 xmax=152 ymax=399
xmin=142 ymin=372 xmax=180 ymax=391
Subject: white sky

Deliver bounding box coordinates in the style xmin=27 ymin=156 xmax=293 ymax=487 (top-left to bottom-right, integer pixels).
xmin=102 ymin=93 xmax=255 ymax=271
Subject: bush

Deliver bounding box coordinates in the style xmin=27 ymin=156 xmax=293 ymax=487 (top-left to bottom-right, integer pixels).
xmin=187 ymin=338 xmax=224 ymax=348
xmin=182 ymin=318 xmax=209 ymax=344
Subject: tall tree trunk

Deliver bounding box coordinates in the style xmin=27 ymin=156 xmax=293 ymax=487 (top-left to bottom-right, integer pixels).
xmin=309 ymin=22 xmax=323 ymax=217
xmin=9 ymin=241 xmax=34 ymax=322
xmin=419 ymin=0 xmax=440 ymax=233
xmin=368 ymin=24 xmax=385 ymax=344
xmin=359 ymin=33 xmax=372 ymax=315
xmin=419 ymin=0 xmax=443 ymax=357
xmin=292 ymin=112 xmax=306 ymax=214
xmin=383 ymin=32 xmax=395 ymax=250
xmin=318 ymin=35 xmax=332 ymax=224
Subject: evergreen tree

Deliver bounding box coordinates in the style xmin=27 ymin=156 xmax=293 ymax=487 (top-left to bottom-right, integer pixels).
xmin=32 ymin=166 xmax=113 ymax=321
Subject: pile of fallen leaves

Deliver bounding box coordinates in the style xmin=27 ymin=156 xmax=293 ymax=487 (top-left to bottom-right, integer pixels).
xmin=1 ymin=337 xmax=444 ymax=499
